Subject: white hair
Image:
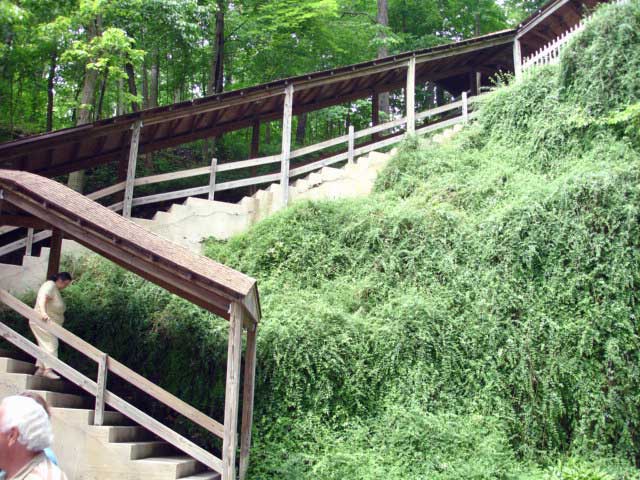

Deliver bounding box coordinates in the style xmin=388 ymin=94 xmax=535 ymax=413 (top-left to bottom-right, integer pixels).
xmin=0 ymin=396 xmax=53 ymax=451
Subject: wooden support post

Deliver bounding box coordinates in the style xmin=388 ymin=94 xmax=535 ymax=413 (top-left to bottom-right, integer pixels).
xmin=25 ymin=228 xmax=34 ymax=257
xmin=280 ymin=85 xmax=294 ymax=206
xmin=347 ymin=125 xmax=355 ymax=164
xmin=406 ymin=57 xmax=416 ymax=135
xmin=513 ymin=38 xmax=522 ymax=79
xmin=47 ymin=229 xmax=62 ymax=279
xmin=239 ymin=324 xmax=257 ymax=480
xmin=223 ymin=302 xmax=243 ymax=480
xmin=372 ymin=92 xmax=380 ymax=140
xmin=462 ymin=91 xmax=469 ymax=123
xmin=208 ymin=158 xmax=217 ymax=201
xmin=476 ymin=72 xmax=482 ymax=95
xmin=94 ymin=353 xmax=108 ymax=426
xmin=122 ymin=120 xmax=142 ymax=218
xmin=250 ymin=120 xmax=260 ymax=159
xmin=468 ymin=72 xmax=478 ymax=96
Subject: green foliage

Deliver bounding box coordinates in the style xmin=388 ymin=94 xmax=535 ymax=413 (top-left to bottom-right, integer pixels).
xmin=3 ymin=1 xmax=640 ymax=478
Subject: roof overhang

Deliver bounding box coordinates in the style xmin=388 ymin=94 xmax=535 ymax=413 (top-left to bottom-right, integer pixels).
xmin=0 ymin=170 xmax=260 ymax=324
xmin=0 ymin=30 xmax=515 ymax=179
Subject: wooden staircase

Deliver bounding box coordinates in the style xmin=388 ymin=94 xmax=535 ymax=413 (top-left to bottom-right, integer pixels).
xmin=0 ymin=351 xmax=220 ymax=480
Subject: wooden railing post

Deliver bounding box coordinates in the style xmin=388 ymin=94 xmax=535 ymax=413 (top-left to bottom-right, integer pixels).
xmin=208 ymin=158 xmax=217 ymax=201
xmin=280 ymin=84 xmax=294 ymax=206
xmin=406 ymin=57 xmax=416 ymax=134
xmin=47 ymin=229 xmax=62 ymax=279
xmin=25 ymin=228 xmax=34 ymax=256
xmin=223 ymin=302 xmax=243 ymax=480
xmin=94 ymin=352 xmax=108 ymax=426
xmin=239 ymin=323 xmax=257 ymax=480
xmin=123 ymin=120 xmax=142 ymax=218
xmin=513 ymin=38 xmax=522 ymax=79
xmin=347 ymin=125 xmax=355 ymax=164
xmin=462 ymin=91 xmax=468 ymax=123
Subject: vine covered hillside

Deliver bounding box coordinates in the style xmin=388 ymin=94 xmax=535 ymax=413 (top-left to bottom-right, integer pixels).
xmin=3 ymin=1 xmax=640 ymax=478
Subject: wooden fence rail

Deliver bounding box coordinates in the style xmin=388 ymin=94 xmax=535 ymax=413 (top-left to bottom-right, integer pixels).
xmin=0 ymin=288 xmax=225 ymax=474
xmin=1 ymin=92 xmax=483 ymax=259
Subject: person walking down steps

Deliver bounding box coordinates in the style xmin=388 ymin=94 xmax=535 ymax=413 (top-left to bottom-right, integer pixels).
xmin=31 ymin=273 xmax=72 ymax=380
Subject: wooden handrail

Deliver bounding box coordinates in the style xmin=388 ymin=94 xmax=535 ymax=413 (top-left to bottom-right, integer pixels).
xmin=0 ymin=289 xmax=225 ymax=440
xmin=0 ymin=95 xmax=486 ymax=260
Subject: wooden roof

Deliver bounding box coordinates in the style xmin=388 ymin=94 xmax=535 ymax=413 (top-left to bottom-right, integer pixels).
xmin=0 ymin=169 xmax=260 ymax=323
xmin=0 ymin=30 xmax=515 ymax=179
xmin=516 ymin=0 xmax=606 ymax=56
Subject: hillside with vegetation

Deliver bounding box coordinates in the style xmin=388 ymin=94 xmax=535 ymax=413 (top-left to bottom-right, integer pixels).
xmin=3 ymin=1 xmax=640 ymax=479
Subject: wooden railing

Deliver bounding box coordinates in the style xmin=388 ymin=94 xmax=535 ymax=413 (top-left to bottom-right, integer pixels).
xmin=0 ymin=92 xmax=483 ymax=259
xmin=0 ymin=288 xmax=225 ymax=475
xmin=521 ymin=0 xmax=626 ymax=72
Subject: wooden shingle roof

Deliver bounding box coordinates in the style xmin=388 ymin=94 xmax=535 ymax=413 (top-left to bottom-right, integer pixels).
xmin=0 ymin=169 xmax=260 ymax=323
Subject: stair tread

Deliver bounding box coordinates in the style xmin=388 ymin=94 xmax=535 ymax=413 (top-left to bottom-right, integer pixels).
xmin=179 ymin=472 xmax=221 ymax=480
xmin=135 ymin=455 xmax=197 ymax=465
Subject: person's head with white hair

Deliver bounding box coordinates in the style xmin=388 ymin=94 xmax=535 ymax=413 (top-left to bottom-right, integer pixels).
xmin=0 ymin=395 xmax=53 ymax=478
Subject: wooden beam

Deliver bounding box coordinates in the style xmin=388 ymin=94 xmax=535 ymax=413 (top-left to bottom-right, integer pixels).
xmin=239 ymin=323 xmax=257 ymax=480
xmin=208 ymin=158 xmax=217 ymax=201
xmin=280 ymin=85 xmax=294 ymax=206
xmin=517 ymin=0 xmax=571 ymax=38
xmin=25 ymin=228 xmax=34 ymax=256
xmin=0 ymin=215 xmax=49 ymax=229
xmin=513 ymin=39 xmax=522 ymax=78
xmin=123 ymin=120 xmax=142 ymax=218
xmin=47 ymin=229 xmax=62 ymax=279
xmin=406 ymin=57 xmax=416 ymax=134
xmin=94 ymin=353 xmax=108 ymax=426
xmin=223 ymin=302 xmax=243 ymax=480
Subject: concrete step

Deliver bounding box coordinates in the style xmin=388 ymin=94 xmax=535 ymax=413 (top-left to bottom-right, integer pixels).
xmin=0 ymin=372 xmax=69 ymax=394
xmin=185 ymin=197 xmax=245 ymax=215
xmin=52 ymin=407 xmax=132 ymax=426
xmin=135 ymin=455 xmax=203 ymax=478
xmin=0 ymin=357 xmax=36 ymax=374
xmin=320 ymin=167 xmax=343 ymax=181
xmin=27 ymin=389 xmax=91 ymax=409
xmin=180 ymin=471 xmax=221 ymax=480
xmin=112 ymin=440 xmax=176 ymax=460
xmin=89 ymin=425 xmax=154 ymax=443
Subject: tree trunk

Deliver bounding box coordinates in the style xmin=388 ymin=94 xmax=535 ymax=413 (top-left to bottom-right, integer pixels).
xmin=377 ymin=0 xmax=390 ymax=117
xmin=117 ymin=77 xmax=124 ymax=115
xmin=295 ymin=113 xmax=307 ymax=145
xmin=149 ymin=50 xmax=159 ymax=108
xmin=142 ymin=56 xmax=149 ymax=109
xmin=208 ymin=0 xmax=225 ymax=95
xmin=67 ymin=17 xmax=100 ymax=193
xmin=96 ymin=68 xmax=108 ymax=120
xmin=125 ymin=63 xmax=140 ymax=112
xmin=46 ymin=50 xmax=57 ymax=131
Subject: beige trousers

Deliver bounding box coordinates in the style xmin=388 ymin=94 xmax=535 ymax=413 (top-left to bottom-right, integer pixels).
xmin=29 ymin=315 xmax=64 ymax=370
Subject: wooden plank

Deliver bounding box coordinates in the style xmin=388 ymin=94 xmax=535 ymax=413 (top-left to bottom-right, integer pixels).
xmin=208 ymin=158 xmax=217 ymax=201
xmin=216 ymin=154 xmax=280 ymax=173
xmin=223 ymin=302 xmax=243 ymax=480
xmin=94 ymin=353 xmax=108 ymax=426
xmin=87 ymin=182 xmax=127 ymax=201
xmin=415 ymin=100 xmax=464 ymax=121
xmin=347 ymin=126 xmax=355 ymax=164
xmin=280 ymin=85 xmax=294 ymax=206
xmin=132 ymin=167 xmax=211 ymax=187
xmin=25 ymin=228 xmax=34 ymax=256
xmin=415 ymin=115 xmax=466 ymax=136
xmin=516 ymin=0 xmax=571 ymax=38
xmin=353 ymin=117 xmax=406 ymax=140
xmin=406 ymin=57 xmax=416 ymax=134
xmin=123 ymin=120 xmax=142 ymax=218
xmin=462 ymin=92 xmax=468 ymax=123
xmin=513 ymin=38 xmax=522 ymax=78
xmin=0 ymin=230 xmax=51 ymax=257
xmin=290 ymin=133 xmax=349 ymax=159
xmin=215 ymin=173 xmax=282 ymax=193
xmin=47 ymin=229 xmax=62 ymax=279
xmin=0 ymin=288 xmax=226 ymax=439
xmin=289 ymin=151 xmax=350 ymax=178
xmin=239 ymin=324 xmax=257 ymax=480
xmin=130 ymin=186 xmax=210 ymax=207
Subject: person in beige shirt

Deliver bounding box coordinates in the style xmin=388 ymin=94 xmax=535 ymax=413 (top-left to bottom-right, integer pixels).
xmin=0 ymin=396 xmax=67 ymax=480
xmin=31 ymin=273 xmax=72 ymax=380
